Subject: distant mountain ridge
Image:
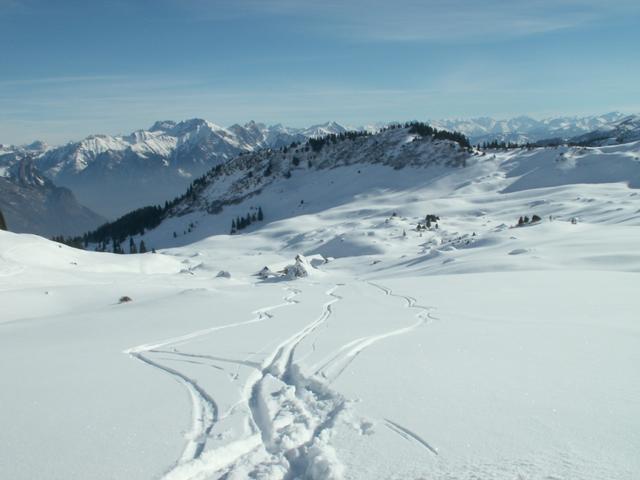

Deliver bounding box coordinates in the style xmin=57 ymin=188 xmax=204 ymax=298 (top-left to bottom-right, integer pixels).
xmin=0 ymin=156 xmax=106 ymax=237
xmin=569 ymin=115 xmax=640 ymax=146
xmin=431 ymin=112 xmax=627 ymax=144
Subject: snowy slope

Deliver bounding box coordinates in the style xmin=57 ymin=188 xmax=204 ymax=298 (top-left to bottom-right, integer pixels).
xmin=1 ymin=134 xmax=639 ymax=479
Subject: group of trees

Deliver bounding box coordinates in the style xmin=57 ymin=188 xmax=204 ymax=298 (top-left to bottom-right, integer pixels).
xmin=47 ymin=206 xmax=162 ymax=252
xmin=230 ymin=207 xmax=264 ymax=234
xmin=478 ymin=140 xmax=527 ymax=150
xmin=308 ymin=130 xmax=372 ymax=152
xmin=416 ymin=213 xmax=440 ymax=230
xmin=406 ymin=122 xmax=471 ymax=149
xmin=299 ymin=121 xmax=472 ymax=155
xmin=517 ymin=214 xmax=542 ymax=226
xmin=51 ymin=235 xmax=84 ymax=249
xmin=128 ymin=237 xmax=148 ymax=254
xmin=84 ymin=205 xmax=164 ymax=246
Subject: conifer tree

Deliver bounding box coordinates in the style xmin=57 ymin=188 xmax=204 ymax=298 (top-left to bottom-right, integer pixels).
xmin=129 ymin=237 xmax=137 ymax=254
xmin=0 ymin=209 xmax=7 ymax=231
xmin=258 ymin=207 xmax=264 ymax=221
xmin=139 ymin=240 xmax=147 ymax=253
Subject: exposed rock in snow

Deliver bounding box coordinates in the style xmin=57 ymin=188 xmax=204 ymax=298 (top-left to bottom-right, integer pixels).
xmin=284 ymin=254 xmax=314 ymax=279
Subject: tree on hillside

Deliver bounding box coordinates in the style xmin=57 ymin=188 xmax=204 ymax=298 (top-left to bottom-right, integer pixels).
xmin=257 ymin=207 xmax=264 ymax=221
xmin=139 ymin=240 xmax=147 ymax=253
xmin=0 ymin=209 xmax=7 ymax=231
xmin=129 ymin=237 xmax=137 ymax=254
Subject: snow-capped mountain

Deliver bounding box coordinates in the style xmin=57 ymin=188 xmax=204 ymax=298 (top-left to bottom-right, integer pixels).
xmin=299 ymin=120 xmax=348 ymax=138
xmin=0 ymin=157 xmax=106 ymax=237
xmin=10 ymin=120 xmax=349 ymax=219
xmin=432 ymin=112 xmax=626 ymax=144
xmin=569 ymin=114 xmax=640 ymax=146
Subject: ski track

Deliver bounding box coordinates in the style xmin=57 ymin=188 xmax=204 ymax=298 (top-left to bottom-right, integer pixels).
xmin=165 ymin=285 xmax=347 ymax=480
xmin=129 ymin=351 xmax=219 ymax=462
xmin=383 ymin=418 xmax=438 ymax=456
xmin=123 ymin=287 xmax=300 ymax=479
xmin=126 ymin=281 xmax=439 ymax=479
xmin=243 ymin=285 xmax=346 ymax=478
xmin=313 ymin=281 xmax=437 ymax=384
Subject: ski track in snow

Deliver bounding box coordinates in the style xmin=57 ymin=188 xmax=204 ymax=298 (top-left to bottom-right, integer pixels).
xmin=129 ymin=351 xmax=219 ymax=462
xmin=313 ymin=281 xmax=437 ymax=385
xmin=383 ymin=418 xmax=438 ymax=456
xmin=161 ymin=284 xmax=347 ymax=480
xmin=123 ymin=287 xmax=301 ymax=478
xmin=126 ymin=281 xmax=439 ymax=479
xmin=241 ymin=284 xmax=346 ymax=478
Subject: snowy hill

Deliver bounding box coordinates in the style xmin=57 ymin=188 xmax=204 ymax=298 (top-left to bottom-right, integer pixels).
xmin=0 ymin=157 xmax=106 ymax=237
xmin=124 ymin=132 xmax=640 ymax=256
xmin=114 ymin=125 xmax=470 ymax=248
xmin=432 ymin=112 xmax=627 ymax=144
xmin=1 ymin=130 xmax=639 ymax=479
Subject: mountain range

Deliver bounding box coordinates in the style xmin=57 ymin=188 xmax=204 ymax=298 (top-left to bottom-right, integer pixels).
xmin=431 ymin=112 xmax=627 ymax=144
xmin=1 ymin=113 xmax=638 ymax=237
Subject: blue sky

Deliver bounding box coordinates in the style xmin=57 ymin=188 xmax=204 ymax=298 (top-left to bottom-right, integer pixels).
xmin=1 ymin=0 xmax=639 ymax=144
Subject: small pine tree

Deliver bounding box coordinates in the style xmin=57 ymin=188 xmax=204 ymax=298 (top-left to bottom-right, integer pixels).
xmin=257 ymin=207 xmax=264 ymax=221
xmin=139 ymin=240 xmax=147 ymax=253
xmin=129 ymin=237 xmax=137 ymax=254
xmin=0 ymin=209 xmax=7 ymax=231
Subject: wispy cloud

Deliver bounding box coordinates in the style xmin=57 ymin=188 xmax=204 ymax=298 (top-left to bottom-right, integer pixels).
xmin=0 ymin=75 xmax=130 ymax=87
xmin=176 ymin=0 xmax=640 ymax=42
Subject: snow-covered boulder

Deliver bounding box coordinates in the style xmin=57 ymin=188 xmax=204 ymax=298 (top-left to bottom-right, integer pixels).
xmin=284 ymin=254 xmax=314 ymax=279
xmin=258 ymin=266 xmax=277 ymax=279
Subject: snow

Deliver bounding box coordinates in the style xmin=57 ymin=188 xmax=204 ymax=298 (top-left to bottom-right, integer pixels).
xmin=1 ymin=140 xmax=639 ymax=479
